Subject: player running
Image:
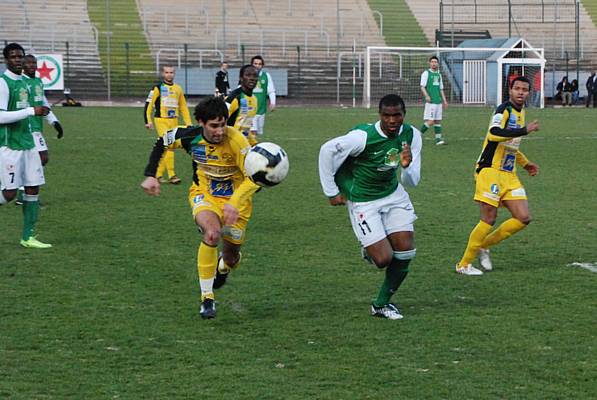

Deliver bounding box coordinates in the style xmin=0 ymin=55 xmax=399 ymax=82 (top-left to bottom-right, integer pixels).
xmin=141 ymin=97 xmax=260 ymax=319
xmin=455 ymin=76 xmax=540 ymax=275
xmin=319 ymin=94 xmax=422 ymax=320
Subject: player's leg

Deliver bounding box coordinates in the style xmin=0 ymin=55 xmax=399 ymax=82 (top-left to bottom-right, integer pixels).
xmin=456 ymin=169 xmax=502 ymax=275
xmin=482 ymin=199 xmax=530 ymax=249
xmin=420 ymin=103 xmax=434 ymax=134
xmin=433 ymin=105 xmax=444 ymax=145
xmin=0 ymin=147 xmax=19 ymax=204
xmin=195 ymin=209 xmax=221 ymax=319
xmin=164 ymin=119 xmax=179 ymax=183
xmin=154 ymin=119 xmax=167 ymax=181
xmin=20 ymin=149 xmax=50 ymax=248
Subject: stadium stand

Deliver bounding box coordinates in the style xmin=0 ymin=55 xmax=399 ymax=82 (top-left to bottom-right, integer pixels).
xmin=0 ymin=0 xmax=105 ymax=97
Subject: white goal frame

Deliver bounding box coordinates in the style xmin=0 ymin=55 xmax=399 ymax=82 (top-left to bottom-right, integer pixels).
xmin=363 ymin=45 xmax=545 ymax=109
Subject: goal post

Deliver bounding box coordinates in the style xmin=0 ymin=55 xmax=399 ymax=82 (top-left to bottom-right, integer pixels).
xmin=364 ymin=45 xmax=545 ymax=109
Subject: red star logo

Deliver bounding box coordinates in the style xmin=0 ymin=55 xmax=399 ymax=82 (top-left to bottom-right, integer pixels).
xmin=37 ymin=61 xmax=54 ymax=81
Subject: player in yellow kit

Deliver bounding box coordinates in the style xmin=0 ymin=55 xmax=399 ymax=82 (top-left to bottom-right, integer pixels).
xmin=144 ymin=65 xmax=192 ymax=184
xmin=141 ymin=97 xmax=260 ymax=319
xmin=455 ymin=76 xmax=540 ymax=275
xmin=225 ymin=64 xmax=258 ymax=146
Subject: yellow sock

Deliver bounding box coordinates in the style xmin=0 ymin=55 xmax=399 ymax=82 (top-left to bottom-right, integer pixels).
xmin=458 ymin=220 xmax=493 ymax=267
xmin=481 ymin=218 xmax=527 ymax=249
xmin=164 ymin=149 xmax=175 ymax=178
xmin=157 ymin=156 xmax=166 ymax=178
xmin=197 ymin=242 xmax=218 ymax=300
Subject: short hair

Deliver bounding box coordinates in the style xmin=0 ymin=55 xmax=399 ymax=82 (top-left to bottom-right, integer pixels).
xmin=429 ymin=55 xmax=439 ymax=62
xmin=161 ymin=64 xmax=175 ymax=71
xmin=510 ymin=76 xmax=531 ymax=89
xmin=194 ymin=96 xmax=229 ymax=124
xmin=251 ymin=55 xmax=264 ymax=65
xmin=379 ymin=94 xmax=406 ymax=113
xmin=24 ymin=54 xmax=36 ymax=61
xmin=3 ymin=43 xmax=25 ymax=59
xmin=221 ymin=61 xmax=228 ymax=66
xmin=239 ymin=64 xmax=256 ymax=78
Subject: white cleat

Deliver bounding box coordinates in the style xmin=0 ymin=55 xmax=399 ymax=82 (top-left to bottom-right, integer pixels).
xmin=370 ymin=303 xmax=403 ymax=320
xmin=478 ymin=248 xmax=493 ymax=271
xmin=455 ymin=264 xmax=484 ymax=276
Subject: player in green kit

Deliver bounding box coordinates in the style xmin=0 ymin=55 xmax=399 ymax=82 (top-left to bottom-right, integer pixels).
xmin=250 ymin=55 xmax=276 ymax=139
xmin=420 ymin=56 xmax=448 ymax=145
xmin=0 ymin=43 xmax=52 ymax=248
xmin=318 ymin=94 xmax=422 ymax=320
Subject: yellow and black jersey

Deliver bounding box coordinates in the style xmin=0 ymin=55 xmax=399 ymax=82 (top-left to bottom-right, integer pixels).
xmin=144 ymin=81 xmax=192 ymax=124
xmin=476 ymin=101 xmax=530 ymax=174
xmin=144 ymin=125 xmax=258 ymax=208
xmin=225 ymin=87 xmax=257 ymax=135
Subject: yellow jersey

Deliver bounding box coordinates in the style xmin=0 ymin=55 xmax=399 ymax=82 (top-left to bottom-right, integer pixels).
xmin=476 ymin=101 xmax=530 ymax=174
xmin=144 ymin=81 xmax=192 ymax=124
xmin=225 ymin=87 xmax=257 ymax=135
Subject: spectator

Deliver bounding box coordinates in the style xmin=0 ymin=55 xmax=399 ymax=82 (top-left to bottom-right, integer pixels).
xmin=215 ymin=62 xmax=230 ymax=97
xmin=571 ymin=79 xmax=579 ymax=105
xmin=586 ymin=71 xmax=596 ymax=108
xmin=556 ymin=76 xmax=572 ymax=106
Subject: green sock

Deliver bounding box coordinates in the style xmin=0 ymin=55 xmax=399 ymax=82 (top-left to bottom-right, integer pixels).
xmin=17 ymin=189 xmax=24 ymax=203
xmin=420 ymin=123 xmax=429 ymax=133
xmin=22 ymin=195 xmax=40 ymax=240
xmin=373 ymin=260 xmax=410 ymax=307
xmin=434 ymin=125 xmax=442 ymax=140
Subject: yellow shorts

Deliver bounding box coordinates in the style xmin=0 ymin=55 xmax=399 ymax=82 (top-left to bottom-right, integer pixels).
xmin=154 ymin=118 xmax=179 ymax=150
xmin=474 ymin=168 xmax=527 ymax=208
xmin=187 ymin=184 xmax=253 ymax=245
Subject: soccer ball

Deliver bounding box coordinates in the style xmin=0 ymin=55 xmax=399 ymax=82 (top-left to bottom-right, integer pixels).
xmin=244 ymin=142 xmax=289 ymax=187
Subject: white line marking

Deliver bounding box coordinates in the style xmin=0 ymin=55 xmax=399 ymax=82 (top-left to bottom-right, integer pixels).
xmin=568 ymin=262 xmax=597 ymax=273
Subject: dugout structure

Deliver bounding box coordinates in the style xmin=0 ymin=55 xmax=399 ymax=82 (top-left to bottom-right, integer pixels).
xmin=364 ymin=38 xmax=545 ymax=108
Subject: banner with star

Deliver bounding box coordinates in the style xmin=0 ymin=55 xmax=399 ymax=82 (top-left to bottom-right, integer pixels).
xmin=36 ymin=54 xmax=63 ymax=90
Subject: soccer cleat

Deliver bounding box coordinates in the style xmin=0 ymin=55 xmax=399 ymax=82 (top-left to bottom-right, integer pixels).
xmin=199 ymin=298 xmax=216 ymax=319
xmin=213 ymin=257 xmax=229 ymax=289
xmin=168 ymin=175 xmax=181 ymax=185
xmin=478 ymin=248 xmax=493 ymax=271
xmin=455 ymin=263 xmax=483 ymax=276
xmin=157 ymin=176 xmax=168 ymax=184
xmin=370 ymin=303 xmax=403 ymax=320
xmin=435 ymin=139 xmax=446 ymax=145
xmin=14 ymin=199 xmax=23 ymax=206
xmin=20 ymin=237 xmax=52 ymax=249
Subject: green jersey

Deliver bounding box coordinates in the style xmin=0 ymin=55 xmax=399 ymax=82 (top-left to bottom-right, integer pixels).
xmin=22 ymin=75 xmax=45 ymax=133
xmin=335 ymin=123 xmax=414 ymax=202
xmin=1 ymin=72 xmax=34 ymax=150
xmin=253 ymin=71 xmax=274 ymax=115
xmin=421 ymin=69 xmax=444 ymax=104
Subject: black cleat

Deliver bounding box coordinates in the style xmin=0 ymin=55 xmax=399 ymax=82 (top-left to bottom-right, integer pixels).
xmin=213 ymin=257 xmax=229 ymax=289
xmin=200 ymin=298 xmax=216 ymax=319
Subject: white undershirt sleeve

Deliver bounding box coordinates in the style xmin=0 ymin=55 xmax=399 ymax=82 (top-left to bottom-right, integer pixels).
xmin=420 ymin=70 xmax=428 ymax=87
xmin=43 ymin=95 xmax=58 ymax=124
xmin=318 ymin=130 xmax=367 ymax=197
xmin=400 ymin=128 xmax=422 ymax=187
xmin=267 ymin=72 xmax=276 ymax=106
xmin=0 ymin=78 xmax=35 ymax=124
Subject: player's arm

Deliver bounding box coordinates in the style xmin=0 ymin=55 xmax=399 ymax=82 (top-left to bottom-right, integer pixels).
xmin=419 ymin=71 xmax=430 ymax=102
xmin=42 ymin=94 xmax=64 ymax=138
xmin=178 ymin=88 xmax=192 ymax=126
xmin=318 ymin=129 xmax=367 ymax=204
xmin=224 ymin=132 xmax=261 ymax=224
xmin=487 ymin=107 xmax=533 ymax=141
xmin=267 ymin=72 xmax=276 ymax=111
xmin=400 ymin=128 xmax=422 ymax=187
xmin=516 ymin=150 xmax=539 ymax=176
xmin=225 ymin=93 xmax=239 ymax=114
xmin=144 ymin=86 xmax=158 ymax=129
xmin=0 ymin=79 xmax=41 ymax=123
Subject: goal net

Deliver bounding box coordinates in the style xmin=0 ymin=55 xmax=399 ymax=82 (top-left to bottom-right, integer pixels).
xmin=363 ymin=45 xmax=545 ymax=109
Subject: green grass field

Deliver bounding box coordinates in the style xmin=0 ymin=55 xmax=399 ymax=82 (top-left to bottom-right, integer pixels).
xmin=1 ymin=105 xmax=595 ymax=399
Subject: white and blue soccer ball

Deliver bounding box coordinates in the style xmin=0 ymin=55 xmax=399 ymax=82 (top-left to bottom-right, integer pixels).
xmin=244 ymin=142 xmax=289 ymax=187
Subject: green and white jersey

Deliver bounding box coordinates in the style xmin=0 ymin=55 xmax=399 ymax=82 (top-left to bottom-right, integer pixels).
xmin=253 ymin=70 xmax=276 ymax=115
xmin=420 ymin=68 xmax=444 ymax=104
xmin=22 ymin=75 xmax=58 ymax=133
xmin=0 ymin=70 xmax=34 ymax=150
xmin=319 ymin=121 xmax=422 ymax=202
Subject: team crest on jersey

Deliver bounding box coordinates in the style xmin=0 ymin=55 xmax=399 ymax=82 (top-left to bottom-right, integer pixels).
xmin=490 ymin=184 xmax=499 ymax=194
xmin=222 ymin=153 xmax=233 ymax=162
xmin=192 ymin=145 xmax=207 ymax=162
xmin=16 ymin=87 xmax=30 ymax=109
xmin=378 ymin=148 xmax=400 ymax=171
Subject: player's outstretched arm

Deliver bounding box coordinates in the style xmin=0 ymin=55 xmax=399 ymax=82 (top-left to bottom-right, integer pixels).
xmin=141 ymin=176 xmax=160 ymax=196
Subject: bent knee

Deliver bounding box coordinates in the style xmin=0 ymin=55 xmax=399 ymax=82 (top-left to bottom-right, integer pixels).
xmin=518 ymin=215 xmax=532 ymax=225
xmin=203 ymin=229 xmax=221 ymax=245
xmin=371 ymin=254 xmax=393 ymax=269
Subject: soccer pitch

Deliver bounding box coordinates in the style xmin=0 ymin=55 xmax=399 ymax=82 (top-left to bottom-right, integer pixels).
xmin=1 ymin=105 xmax=595 ymax=399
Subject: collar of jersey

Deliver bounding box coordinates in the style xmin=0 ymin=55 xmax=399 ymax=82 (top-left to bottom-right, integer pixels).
xmin=3 ymin=69 xmax=22 ymax=80
xmin=375 ymin=121 xmax=403 ymax=138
